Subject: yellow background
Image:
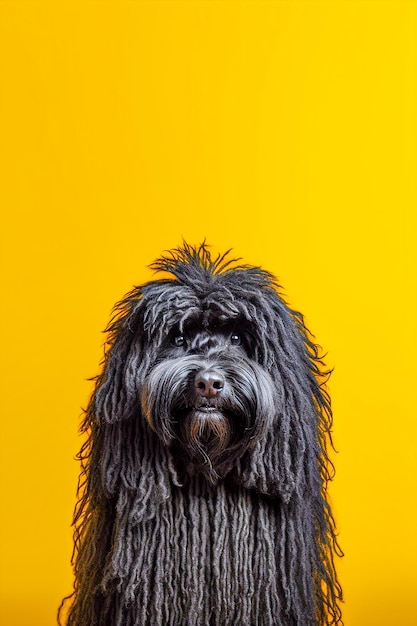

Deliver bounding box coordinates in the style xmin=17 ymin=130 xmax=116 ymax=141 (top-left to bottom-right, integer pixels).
xmin=1 ymin=1 xmax=416 ymax=624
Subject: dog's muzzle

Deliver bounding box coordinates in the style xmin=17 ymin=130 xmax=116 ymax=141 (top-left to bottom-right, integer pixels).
xmin=140 ymin=354 xmax=275 ymax=482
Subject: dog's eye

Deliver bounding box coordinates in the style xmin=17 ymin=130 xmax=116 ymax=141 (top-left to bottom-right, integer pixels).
xmin=172 ymin=334 xmax=185 ymax=347
xmin=230 ymin=333 xmax=241 ymax=345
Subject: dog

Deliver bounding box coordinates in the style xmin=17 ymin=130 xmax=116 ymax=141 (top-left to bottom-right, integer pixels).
xmin=60 ymin=242 xmax=343 ymax=625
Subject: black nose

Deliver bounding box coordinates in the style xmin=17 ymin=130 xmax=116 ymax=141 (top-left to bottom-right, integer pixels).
xmin=194 ymin=370 xmax=225 ymax=398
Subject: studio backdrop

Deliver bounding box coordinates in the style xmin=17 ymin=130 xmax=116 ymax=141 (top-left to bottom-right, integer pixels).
xmin=0 ymin=2 xmax=416 ymax=626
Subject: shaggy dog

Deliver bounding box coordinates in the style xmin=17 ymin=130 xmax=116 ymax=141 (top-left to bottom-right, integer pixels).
xmin=60 ymin=243 xmax=343 ymax=626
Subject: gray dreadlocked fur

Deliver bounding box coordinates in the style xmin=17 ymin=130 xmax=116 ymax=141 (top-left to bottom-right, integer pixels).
xmin=59 ymin=242 xmax=343 ymax=626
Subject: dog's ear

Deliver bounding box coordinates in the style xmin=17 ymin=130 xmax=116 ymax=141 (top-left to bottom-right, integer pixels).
xmin=79 ymin=287 xmax=180 ymax=522
xmin=238 ymin=290 xmax=333 ymax=505
xmin=93 ymin=289 xmax=148 ymax=423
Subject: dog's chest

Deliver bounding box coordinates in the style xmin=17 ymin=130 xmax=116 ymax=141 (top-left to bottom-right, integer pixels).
xmin=109 ymin=481 xmax=286 ymax=626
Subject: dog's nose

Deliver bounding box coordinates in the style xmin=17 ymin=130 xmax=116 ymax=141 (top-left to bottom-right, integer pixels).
xmin=194 ymin=370 xmax=225 ymax=398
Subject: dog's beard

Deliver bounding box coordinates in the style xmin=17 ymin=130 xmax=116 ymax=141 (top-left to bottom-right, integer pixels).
xmin=178 ymin=408 xmax=233 ymax=476
xmin=141 ymin=354 xmax=275 ymax=483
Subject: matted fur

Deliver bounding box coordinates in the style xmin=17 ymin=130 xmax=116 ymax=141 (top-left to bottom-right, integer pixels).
xmin=59 ymin=242 xmax=343 ymax=625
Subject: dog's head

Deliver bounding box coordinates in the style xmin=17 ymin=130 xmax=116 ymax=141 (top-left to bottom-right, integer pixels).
xmin=90 ymin=243 xmax=332 ymax=499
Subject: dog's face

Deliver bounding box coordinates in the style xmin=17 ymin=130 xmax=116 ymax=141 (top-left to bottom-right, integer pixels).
xmin=140 ymin=313 xmax=276 ymax=482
